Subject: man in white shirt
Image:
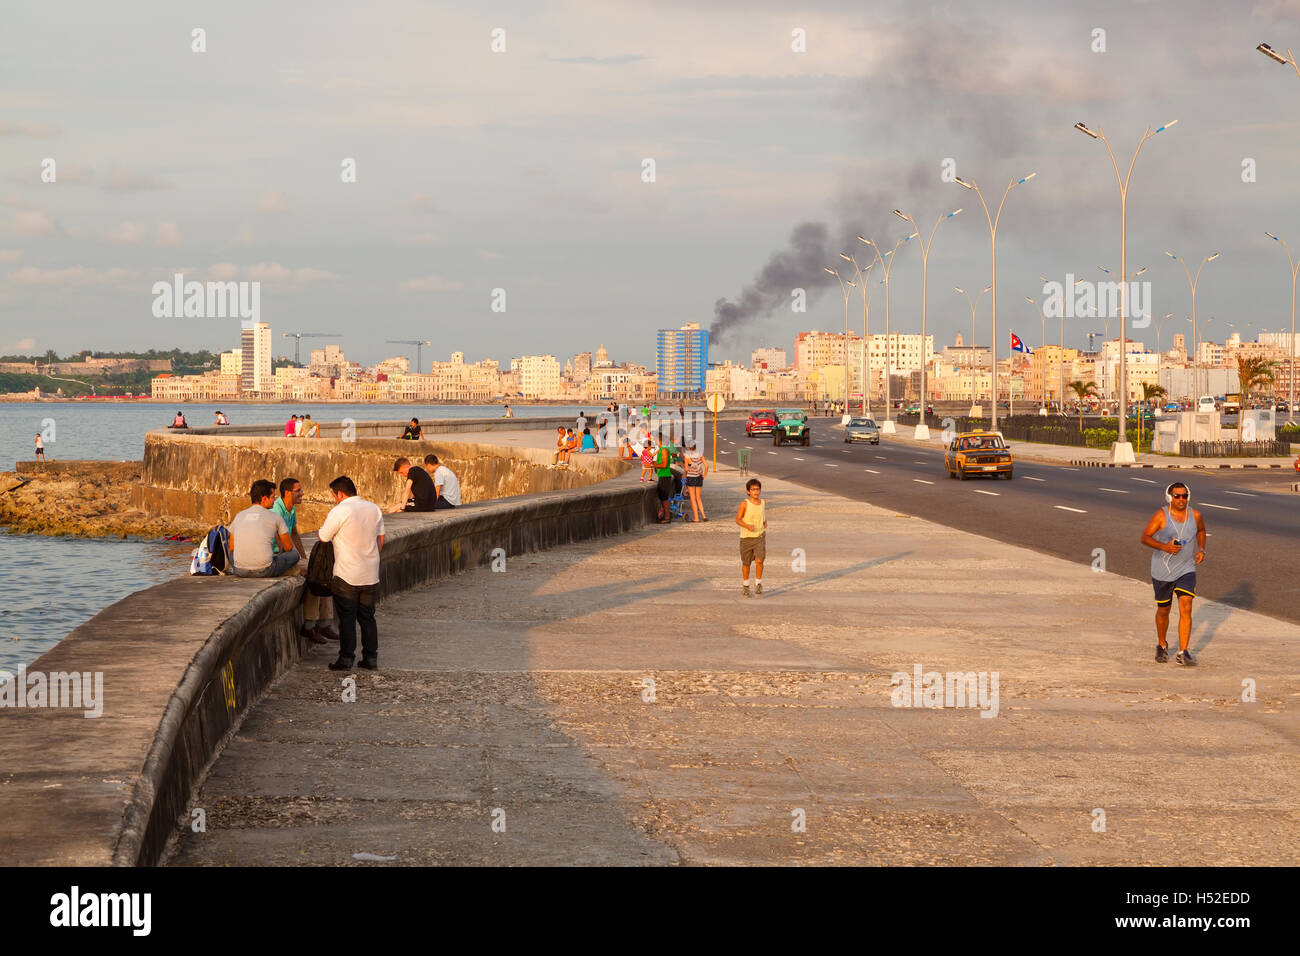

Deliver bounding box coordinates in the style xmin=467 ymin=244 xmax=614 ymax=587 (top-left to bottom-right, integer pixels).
xmin=229 ymin=479 xmax=301 ymax=577
xmin=317 ymin=475 xmax=386 ymax=671
xmin=422 ymin=454 xmax=461 ymax=509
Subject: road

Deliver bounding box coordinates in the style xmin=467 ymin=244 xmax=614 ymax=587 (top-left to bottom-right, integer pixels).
xmin=709 ymin=416 xmax=1300 ymax=626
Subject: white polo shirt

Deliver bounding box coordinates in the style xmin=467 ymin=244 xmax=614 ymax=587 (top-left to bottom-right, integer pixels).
xmin=317 ymin=494 xmax=385 ymax=586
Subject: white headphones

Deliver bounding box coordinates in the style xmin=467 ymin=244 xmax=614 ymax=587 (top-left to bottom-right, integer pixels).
xmin=1165 ymin=482 xmax=1191 ymax=505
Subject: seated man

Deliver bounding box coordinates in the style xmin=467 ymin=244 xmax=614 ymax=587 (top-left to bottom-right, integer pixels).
xmin=552 ymin=426 xmax=568 ymax=465
xmin=229 ymin=479 xmax=301 ymax=577
xmin=400 ymin=418 xmax=423 ymax=440
xmin=423 ymin=454 xmax=461 ymax=510
xmin=561 ymin=428 xmax=578 ymax=462
xmin=388 ymin=456 xmax=437 ymax=513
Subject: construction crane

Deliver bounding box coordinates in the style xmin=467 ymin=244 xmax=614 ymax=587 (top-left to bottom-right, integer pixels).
xmin=386 ymin=339 xmax=431 ymax=374
xmin=282 ymin=332 xmax=341 ymax=366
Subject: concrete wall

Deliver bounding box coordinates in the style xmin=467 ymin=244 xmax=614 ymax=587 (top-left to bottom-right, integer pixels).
xmin=133 ymin=430 xmax=629 ymax=532
xmin=0 ymin=476 xmax=659 ymax=866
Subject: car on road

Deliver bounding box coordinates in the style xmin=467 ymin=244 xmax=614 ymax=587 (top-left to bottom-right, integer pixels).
xmin=745 ymin=409 xmax=777 ymax=436
xmin=1163 ymin=402 xmax=1181 ymax=413
xmin=1197 ymin=396 xmax=1217 ymax=413
xmin=945 ymin=431 xmax=1013 ymax=480
xmin=904 ymin=403 xmax=935 ymax=416
xmin=844 ymin=417 xmax=880 ymax=444
xmin=773 ymin=409 xmax=810 ymax=446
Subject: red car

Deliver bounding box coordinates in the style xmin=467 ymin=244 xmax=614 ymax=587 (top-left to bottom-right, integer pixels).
xmin=745 ymin=409 xmax=777 ymax=436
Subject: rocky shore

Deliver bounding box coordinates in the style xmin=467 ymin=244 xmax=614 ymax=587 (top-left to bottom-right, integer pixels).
xmin=0 ymin=461 xmax=208 ymax=539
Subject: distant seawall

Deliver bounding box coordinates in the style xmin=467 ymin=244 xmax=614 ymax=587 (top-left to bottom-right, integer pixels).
xmin=132 ymin=418 xmax=627 ymax=531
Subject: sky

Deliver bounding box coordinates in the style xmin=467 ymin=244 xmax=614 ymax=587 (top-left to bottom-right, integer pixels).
xmin=3 ymin=0 xmax=1300 ymax=370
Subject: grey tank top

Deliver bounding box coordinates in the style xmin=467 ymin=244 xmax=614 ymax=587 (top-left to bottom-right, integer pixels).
xmin=1151 ymin=506 xmax=1196 ymax=581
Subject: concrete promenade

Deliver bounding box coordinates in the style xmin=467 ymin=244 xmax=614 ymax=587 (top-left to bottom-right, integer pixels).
xmin=173 ymin=466 xmax=1300 ymax=866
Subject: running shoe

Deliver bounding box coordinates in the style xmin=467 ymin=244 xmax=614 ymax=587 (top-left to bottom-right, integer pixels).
xmin=755 ymin=583 xmax=763 ymax=596
xmin=1155 ymin=644 xmax=1168 ymax=663
xmin=1175 ymin=649 xmax=1196 ymax=667
xmin=742 ymin=584 xmax=750 ymax=598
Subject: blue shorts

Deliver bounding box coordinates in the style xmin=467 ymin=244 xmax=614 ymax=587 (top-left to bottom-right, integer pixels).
xmin=1152 ymin=572 xmax=1196 ymax=607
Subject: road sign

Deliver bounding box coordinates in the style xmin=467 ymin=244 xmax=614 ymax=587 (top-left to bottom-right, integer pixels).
xmin=707 ymin=394 xmax=726 ymax=414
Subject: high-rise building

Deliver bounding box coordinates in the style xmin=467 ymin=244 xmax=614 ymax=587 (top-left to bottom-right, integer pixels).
xmin=220 ymin=349 xmax=242 ymax=376
xmin=656 ymin=322 xmax=709 ymax=396
xmin=751 ymin=347 xmax=787 ymax=370
xmin=239 ymin=321 xmax=272 ymax=394
xmin=517 ymin=354 xmax=562 ymax=398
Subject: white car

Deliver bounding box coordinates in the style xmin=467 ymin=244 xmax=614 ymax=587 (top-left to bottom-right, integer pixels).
xmin=1197 ymin=396 xmax=1217 ymax=413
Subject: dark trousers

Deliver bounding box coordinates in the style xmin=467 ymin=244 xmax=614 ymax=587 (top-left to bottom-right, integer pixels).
xmin=434 ymin=495 xmax=456 ymax=510
xmin=332 ymin=577 xmax=378 ymax=663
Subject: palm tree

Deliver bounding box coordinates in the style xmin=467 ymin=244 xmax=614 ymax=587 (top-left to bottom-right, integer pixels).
xmin=1069 ymin=380 xmax=1098 ymax=430
xmin=1235 ymin=354 xmax=1277 ymax=409
xmin=1138 ymin=382 xmax=1167 ymax=449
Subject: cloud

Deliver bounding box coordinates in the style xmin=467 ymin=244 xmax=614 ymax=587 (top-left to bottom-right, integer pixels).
xmin=156 ymin=221 xmax=182 ymax=246
xmin=0 ymin=122 xmax=60 ymax=138
xmin=257 ymin=189 xmax=289 ymax=215
xmin=411 ymin=233 xmax=441 ymax=245
xmin=234 ymin=224 xmax=256 ymax=245
xmin=102 ymin=167 xmax=172 ymax=192
xmin=64 ymin=224 xmax=89 ymax=239
xmin=0 ymin=250 xmax=22 ymax=263
xmin=207 ymin=262 xmax=240 ymax=280
xmin=5 ymin=265 xmax=136 ymax=286
xmin=477 ymin=249 xmax=505 ymax=260
xmin=244 ymin=262 xmax=338 ymax=282
xmin=4 ymin=337 xmax=37 ymax=352
xmin=12 ymin=210 xmax=54 ymax=236
xmin=407 ymin=193 xmax=438 ymax=214
xmin=105 ymin=220 xmax=149 ymax=245
xmin=540 ymin=53 xmax=648 ymax=65
xmin=402 ymin=275 xmax=462 ymax=293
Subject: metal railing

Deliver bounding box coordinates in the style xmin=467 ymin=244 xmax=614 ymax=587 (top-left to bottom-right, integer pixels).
xmin=1178 ymin=440 xmax=1288 ymax=458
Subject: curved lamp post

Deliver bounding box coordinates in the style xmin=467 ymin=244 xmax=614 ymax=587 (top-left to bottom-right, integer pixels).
xmin=859 ymin=234 xmax=914 ymax=433
xmin=824 ymin=267 xmax=856 ymax=413
xmin=954 ymin=284 xmax=991 ymax=415
xmin=1264 ymin=232 xmax=1300 ymax=423
xmin=1164 ymin=251 xmax=1219 ymax=402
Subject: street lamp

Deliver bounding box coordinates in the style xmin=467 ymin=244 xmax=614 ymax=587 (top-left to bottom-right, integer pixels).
xmin=892 ymin=207 xmax=961 ymax=438
xmin=824 ymin=267 xmax=856 ymax=413
xmin=1075 ymin=119 xmax=1177 ymax=461
xmin=859 ymin=234 xmax=914 ymax=432
xmin=1024 ymin=295 xmax=1047 ymax=407
xmin=842 ymin=251 xmax=881 ymax=416
xmin=1164 ymin=250 xmax=1219 ymax=401
xmin=1257 ymin=42 xmax=1300 ymax=77
xmin=954 ymin=285 xmax=991 ymax=416
xmin=1264 ymin=232 xmax=1300 ymax=423
xmin=953 ymin=171 xmax=1035 ymax=432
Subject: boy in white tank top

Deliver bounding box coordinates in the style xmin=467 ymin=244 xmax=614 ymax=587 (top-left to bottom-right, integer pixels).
xmin=735 ymin=478 xmax=767 ymax=597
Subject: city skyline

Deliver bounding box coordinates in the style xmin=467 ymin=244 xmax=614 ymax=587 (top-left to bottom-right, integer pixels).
xmin=2 ymin=2 xmax=1300 ymax=369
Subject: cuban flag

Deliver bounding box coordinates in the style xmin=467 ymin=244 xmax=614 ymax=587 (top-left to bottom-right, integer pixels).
xmin=1010 ymin=332 xmax=1033 ymax=355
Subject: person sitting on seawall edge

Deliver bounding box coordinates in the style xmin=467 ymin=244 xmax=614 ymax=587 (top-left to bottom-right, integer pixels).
xmin=423 ymin=454 xmax=461 ymax=510
xmin=400 ymin=417 xmax=423 ymax=440
xmin=302 ymin=413 xmax=320 ymax=438
xmin=388 ymin=456 xmax=437 ymax=513
xmin=170 ymin=411 xmax=188 ymax=428
xmin=579 ymin=427 xmax=598 ymax=453
xmin=503 ymin=404 xmax=514 ymax=418
xmin=214 ymin=410 xmax=229 ymax=426
xmin=229 ymin=479 xmax=302 ymax=578
xmin=284 ymin=414 xmax=298 ymax=437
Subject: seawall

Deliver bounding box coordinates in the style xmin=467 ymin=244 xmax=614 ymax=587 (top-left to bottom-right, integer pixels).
xmin=0 ymin=474 xmax=659 ymax=866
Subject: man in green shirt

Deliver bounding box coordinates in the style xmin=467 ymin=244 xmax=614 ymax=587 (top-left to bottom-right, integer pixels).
xmin=654 ymin=431 xmax=676 ymax=523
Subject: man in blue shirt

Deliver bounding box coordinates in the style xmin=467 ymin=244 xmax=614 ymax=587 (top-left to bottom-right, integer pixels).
xmin=274 ymin=476 xmax=336 ymax=645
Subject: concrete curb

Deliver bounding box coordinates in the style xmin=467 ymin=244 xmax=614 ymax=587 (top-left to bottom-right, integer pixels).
xmin=1068 ymin=460 xmax=1289 ymax=469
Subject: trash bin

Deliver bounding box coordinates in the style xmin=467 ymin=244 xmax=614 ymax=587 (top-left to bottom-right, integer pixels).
xmin=736 ymin=447 xmax=752 ymax=474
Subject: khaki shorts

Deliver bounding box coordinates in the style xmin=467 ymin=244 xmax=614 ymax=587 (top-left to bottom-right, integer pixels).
xmin=740 ymin=533 xmax=766 ymax=565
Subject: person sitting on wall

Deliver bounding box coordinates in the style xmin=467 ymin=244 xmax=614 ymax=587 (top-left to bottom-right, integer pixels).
xmin=553 ymin=426 xmax=569 ymax=465
xmin=400 ymin=418 xmax=423 ymax=440
xmin=214 ymin=410 xmax=229 ymax=426
xmin=229 ymin=479 xmax=302 ymax=578
xmin=503 ymin=404 xmax=515 ymax=418
xmin=579 ymin=428 xmax=598 ymax=453
xmin=618 ymin=436 xmax=637 ymax=460
xmin=302 ymin=414 xmax=320 ymax=438
xmin=284 ymin=414 xmax=298 ymax=436
xmin=170 ymin=411 xmax=188 ymax=428
xmin=423 ymin=454 xmax=461 ymax=510
xmin=388 ymin=456 xmax=437 ymax=513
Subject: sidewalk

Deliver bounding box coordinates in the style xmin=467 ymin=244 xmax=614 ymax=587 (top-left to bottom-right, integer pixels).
xmin=879 ymin=423 xmax=1296 ymax=469
xmin=171 ymin=465 xmax=1300 ymax=866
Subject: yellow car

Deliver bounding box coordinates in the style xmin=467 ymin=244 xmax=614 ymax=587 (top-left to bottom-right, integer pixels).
xmin=945 ymin=431 xmax=1013 ymax=480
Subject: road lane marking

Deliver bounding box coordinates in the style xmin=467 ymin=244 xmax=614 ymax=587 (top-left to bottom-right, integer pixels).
xmin=913 ymin=460 xmax=927 ymax=464
xmin=875 ymin=456 xmax=887 ymax=460
xmin=864 ymin=468 xmax=880 ymax=474
xmin=1063 ymin=467 xmax=1079 ymax=471
xmin=1131 ymin=477 xmax=1157 ymax=484
xmin=1224 ymin=491 xmax=1256 ymax=497
xmin=1054 ymin=505 xmax=1087 ymax=513
xmin=793 ymin=457 xmax=805 ymax=461
xmin=1201 ymin=502 xmax=1239 ymax=511
xmin=824 ymin=462 xmax=838 ymax=467
xmin=973 ymin=489 xmax=1000 ymax=496
xmin=1099 ymin=488 xmax=1129 ymax=494
xmin=1023 ymin=476 xmax=1045 ymax=481
xmin=767 ymin=451 xmax=777 ymax=455
xmin=913 ymin=479 xmax=934 ymax=485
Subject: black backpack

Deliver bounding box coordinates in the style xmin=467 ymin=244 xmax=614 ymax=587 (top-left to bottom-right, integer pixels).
xmin=304 ymin=540 xmax=335 ymax=596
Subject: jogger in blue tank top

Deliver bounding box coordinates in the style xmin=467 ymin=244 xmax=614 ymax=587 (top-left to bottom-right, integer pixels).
xmin=1140 ymin=482 xmax=1206 ymax=665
